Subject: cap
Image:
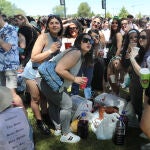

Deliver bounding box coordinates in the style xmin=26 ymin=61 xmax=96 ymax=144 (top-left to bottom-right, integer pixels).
xmin=0 ymin=86 xmax=12 ymax=112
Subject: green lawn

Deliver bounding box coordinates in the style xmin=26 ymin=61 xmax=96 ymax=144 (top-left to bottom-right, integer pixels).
xmin=27 ymin=108 xmax=149 ymax=150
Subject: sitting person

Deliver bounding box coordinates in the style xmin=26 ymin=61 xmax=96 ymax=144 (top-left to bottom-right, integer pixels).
xmin=0 ymin=86 xmax=34 ymax=149
xmin=107 ymin=56 xmax=126 ymax=95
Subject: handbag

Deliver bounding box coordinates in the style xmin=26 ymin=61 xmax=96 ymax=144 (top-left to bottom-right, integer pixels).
xmin=38 ymin=60 xmax=63 ymax=92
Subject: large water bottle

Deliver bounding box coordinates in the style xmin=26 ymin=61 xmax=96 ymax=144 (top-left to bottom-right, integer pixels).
xmin=113 ymin=117 xmax=126 ymax=145
xmin=77 ymin=112 xmax=89 ymax=139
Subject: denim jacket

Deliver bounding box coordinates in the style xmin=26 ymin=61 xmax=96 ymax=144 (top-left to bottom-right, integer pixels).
xmin=0 ymin=23 xmax=19 ymax=71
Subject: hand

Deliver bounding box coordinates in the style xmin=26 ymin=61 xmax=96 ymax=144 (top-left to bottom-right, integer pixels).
xmin=129 ymin=48 xmax=138 ymax=59
xmin=50 ymin=42 xmax=61 ymax=53
xmin=74 ymin=76 xmax=87 ymax=85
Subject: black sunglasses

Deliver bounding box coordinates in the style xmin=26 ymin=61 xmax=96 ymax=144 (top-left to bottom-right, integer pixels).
xmin=82 ymin=37 xmax=94 ymax=45
xmin=69 ymin=27 xmax=78 ymax=31
xmin=139 ymin=35 xmax=147 ymax=40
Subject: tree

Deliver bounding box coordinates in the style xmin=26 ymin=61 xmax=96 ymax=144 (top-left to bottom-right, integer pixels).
xmin=118 ymin=6 xmax=129 ymax=18
xmin=52 ymin=5 xmax=64 ymax=18
xmin=0 ymin=0 xmax=25 ymax=16
xmin=106 ymin=11 xmax=112 ymax=19
xmin=77 ymin=2 xmax=91 ymax=17
xmin=136 ymin=12 xmax=142 ymax=19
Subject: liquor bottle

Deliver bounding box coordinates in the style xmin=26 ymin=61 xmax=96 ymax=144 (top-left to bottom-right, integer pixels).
xmin=77 ymin=112 xmax=89 ymax=139
xmin=113 ymin=117 xmax=125 ymax=145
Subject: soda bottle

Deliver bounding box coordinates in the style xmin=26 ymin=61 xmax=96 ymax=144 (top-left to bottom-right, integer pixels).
xmin=113 ymin=116 xmax=125 ymax=145
xmin=77 ymin=112 xmax=89 ymax=139
xmin=120 ymin=110 xmax=128 ymax=135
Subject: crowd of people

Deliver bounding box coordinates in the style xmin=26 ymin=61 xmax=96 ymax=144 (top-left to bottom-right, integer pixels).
xmin=0 ymin=11 xmax=150 ymax=147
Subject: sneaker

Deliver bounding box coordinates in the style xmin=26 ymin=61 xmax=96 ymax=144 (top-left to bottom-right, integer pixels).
xmin=54 ymin=129 xmax=61 ymax=136
xmin=60 ymin=132 xmax=80 ymax=143
xmin=140 ymin=133 xmax=149 ymax=139
xmin=36 ymin=120 xmax=51 ymax=135
xmin=141 ymin=143 xmax=150 ymax=150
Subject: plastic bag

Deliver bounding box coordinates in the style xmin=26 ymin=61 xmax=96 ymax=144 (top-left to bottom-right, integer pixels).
xmin=91 ymin=112 xmax=120 ymax=140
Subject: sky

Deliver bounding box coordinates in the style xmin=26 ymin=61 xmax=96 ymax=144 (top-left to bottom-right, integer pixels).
xmin=8 ymin=0 xmax=149 ymax=17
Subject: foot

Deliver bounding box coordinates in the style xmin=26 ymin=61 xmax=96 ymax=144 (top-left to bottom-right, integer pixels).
xmin=54 ymin=129 xmax=61 ymax=136
xmin=141 ymin=143 xmax=150 ymax=150
xmin=36 ymin=120 xmax=51 ymax=135
xmin=60 ymin=132 xmax=80 ymax=143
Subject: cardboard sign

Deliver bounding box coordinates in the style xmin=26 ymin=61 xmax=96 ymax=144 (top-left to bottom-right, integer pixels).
xmin=0 ymin=107 xmax=34 ymax=150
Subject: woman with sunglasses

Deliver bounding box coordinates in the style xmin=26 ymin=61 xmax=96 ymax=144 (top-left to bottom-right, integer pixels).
xmin=38 ymin=33 xmax=93 ymax=143
xmin=121 ymin=29 xmax=143 ymax=124
xmin=60 ymin=19 xmax=83 ymax=51
xmin=23 ymin=15 xmax=63 ymax=135
xmin=129 ymin=29 xmax=150 ymax=145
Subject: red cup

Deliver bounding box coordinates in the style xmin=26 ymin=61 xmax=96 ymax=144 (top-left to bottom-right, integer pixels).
xmin=80 ymin=77 xmax=88 ymax=89
xmin=65 ymin=42 xmax=72 ymax=49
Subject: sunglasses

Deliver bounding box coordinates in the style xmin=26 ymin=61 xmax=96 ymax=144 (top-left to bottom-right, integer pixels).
xmin=93 ymin=21 xmax=101 ymax=25
xmin=69 ymin=27 xmax=78 ymax=31
xmin=139 ymin=35 xmax=147 ymax=40
xmin=82 ymin=38 xmax=94 ymax=45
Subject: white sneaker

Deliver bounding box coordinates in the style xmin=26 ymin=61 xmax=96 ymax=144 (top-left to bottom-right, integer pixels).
xmin=139 ymin=133 xmax=148 ymax=139
xmin=60 ymin=132 xmax=80 ymax=143
xmin=54 ymin=129 xmax=61 ymax=136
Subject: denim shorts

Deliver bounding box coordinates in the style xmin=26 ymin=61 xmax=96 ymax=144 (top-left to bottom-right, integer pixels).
xmin=0 ymin=70 xmax=17 ymax=88
xmin=23 ymin=60 xmax=41 ymax=80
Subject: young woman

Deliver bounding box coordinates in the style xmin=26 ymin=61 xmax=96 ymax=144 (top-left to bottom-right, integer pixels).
xmin=38 ymin=33 xmax=93 ymax=143
xmin=121 ymin=29 xmax=143 ymax=122
xmin=23 ymin=15 xmax=63 ymax=135
xmin=129 ymin=29 xmax=150 ymax=149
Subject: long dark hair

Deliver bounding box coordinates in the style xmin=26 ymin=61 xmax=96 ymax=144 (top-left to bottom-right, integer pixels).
xmin=63 ymin=19 xmax=83 ymax=38
xmin=73 ymin=33 xmax=93 ymax=66
xmin=45 ymin=15 xmax=63 ymax=36
xmin=138 ymin=29 xmax=150 ymax=64
xmin=121 ymin=29 xmax=140 ymax=68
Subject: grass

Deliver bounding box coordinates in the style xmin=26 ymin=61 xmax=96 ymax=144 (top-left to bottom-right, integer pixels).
xmin=27 ymin=107 xmax=149 ymax=150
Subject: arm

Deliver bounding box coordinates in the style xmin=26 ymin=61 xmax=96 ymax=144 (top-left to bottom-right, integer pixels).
xmin=18 ymin=33 xmax=26 ymax=49
xmin=55 ymin=50 xmax=86 ymax=85
xmin=31 ymin=33 xmax=61 ymax=63
xmin=0 ymin=38 xmax=12 ymax=51
xmin=115 ymin=32 xmax=123 ymax=56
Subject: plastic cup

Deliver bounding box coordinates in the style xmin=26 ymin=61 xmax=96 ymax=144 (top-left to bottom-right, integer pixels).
xmin=140 ymin=68 xmax=150 ymax=89
xmin=132 ymin=47 xmax=140 ymax=53
xmin=65 ymin=42 xmax=72 ymax=49
xmin=80 ymin=77 xmax=88 ymax=89
xmin=110 ymin=75 xmax=116 ymax=83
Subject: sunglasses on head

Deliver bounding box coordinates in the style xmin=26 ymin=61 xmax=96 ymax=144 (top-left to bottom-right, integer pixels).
xmin=139 ymin=35 xmax=147 ymax=40
xmin=82 ymin=37 xmax=94 ymax=45
xmin=110 ymin=56 xmax=121 ymax=62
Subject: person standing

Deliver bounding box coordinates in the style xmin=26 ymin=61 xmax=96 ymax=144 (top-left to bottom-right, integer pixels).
xmin=0 ymin=12 xmax=24 ymax=109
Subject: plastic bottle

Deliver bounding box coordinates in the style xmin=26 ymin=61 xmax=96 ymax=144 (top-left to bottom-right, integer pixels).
xmin=120 ymin=110 xmax=128 ymax=136
xmin=113 ymin=117 xmax=126 ymax=145
xmin=77 ymin=112 xmax=89 ymax=139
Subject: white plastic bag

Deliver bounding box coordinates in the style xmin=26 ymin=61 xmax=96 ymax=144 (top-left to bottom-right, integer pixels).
xmin=71 ymin=95 xmax=92 ymax=120
xmin=91 ymin=112 xmax=120 ymax=140
xmin=94 ymin=93 xmax=127 ymax=114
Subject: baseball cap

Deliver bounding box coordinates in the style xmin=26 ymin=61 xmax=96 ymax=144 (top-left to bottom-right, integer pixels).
xmin=0 ymin=86 xmax=12 ymax=112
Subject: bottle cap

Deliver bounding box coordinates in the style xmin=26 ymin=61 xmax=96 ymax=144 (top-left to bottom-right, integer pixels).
xmin=81 ymin=112 xmax=86 ymax=117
